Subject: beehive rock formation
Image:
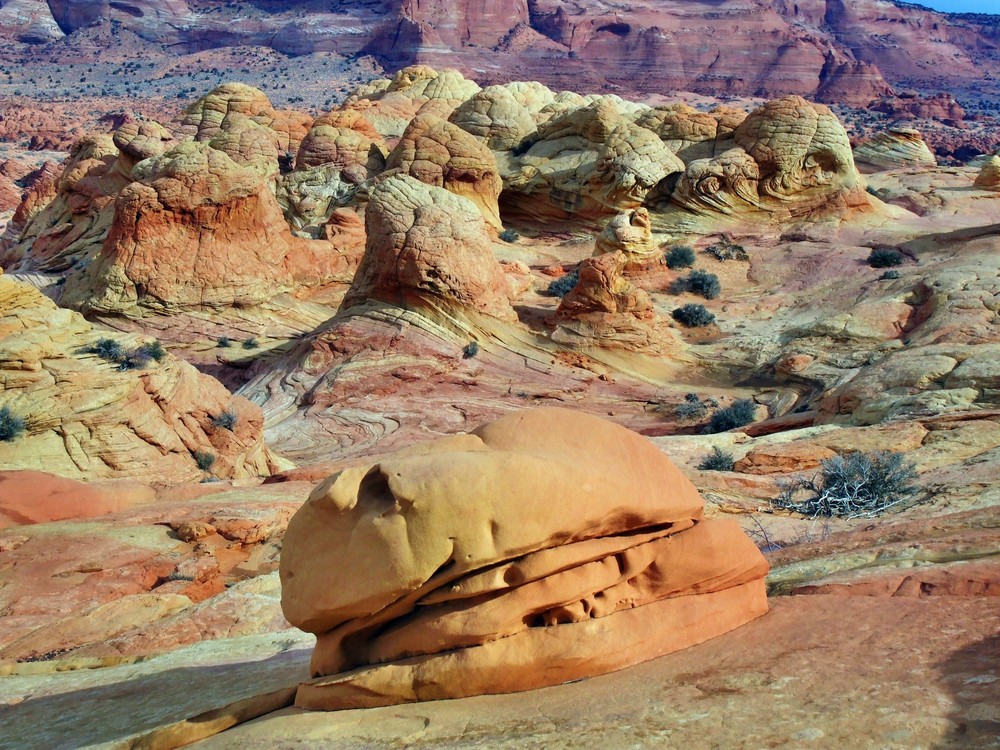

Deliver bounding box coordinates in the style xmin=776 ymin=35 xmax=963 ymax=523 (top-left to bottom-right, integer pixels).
xmin=974 ymin=156 xmax=1000 ymax=190
xmin=385 ymin=113 xmax=503 ymax=230
xmin=594 ymin=208 xmax=655 ymax=259
xmin=280 ymin=407 xmax=769 ymax=709
xmin=854 ymin=127 xmax=937 ymax=172
xmin=341 ymin=174 xmax=515 ymax=321
xmin=61 ymin=141 xmax=355 ymax=313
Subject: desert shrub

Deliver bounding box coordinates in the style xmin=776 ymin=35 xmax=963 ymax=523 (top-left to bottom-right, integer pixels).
xmin=672 ymin=269 xmax=721 ymax=300
xmin=116 ymin=349 xmax=153 ymax=371
xmin=773 ymin=451 xmax=918 ymax=518
xmin=672 ymin=303 xmax=716 ymax=328
xmin=879 ymin=270 xmax=901 ymax=280
xmin=193 ymin=451 xmax=216 ymax=472
xmin=216 ymin=336 xmax=231 ymax=348
xmin=698 ymin=446 xmax=735 ymax=471
xmin=665 ymin=245 xmax=696 ymax=269
xmin=0 ymin=406 xmax=26 ymax=442
xmin=707 ymin=399 xmax=757 ymax=433
xmin=87 ymin=338 xmax=125 ymax=362
xmin=137 ymin=341 xmax=167 ymax=362
xmin=706 ymin=236 xmax=748 ymax=262
xmin=675 ymin=393 xmax=708 ymax=421
xmin=212 ymin=410 xmax=238 ymax=431
xmin=546 ymin=269 xmax=579 ymax=297
xmin=868 ymin=247 xmax=905 ymax=268
xmin=499 ymin=228 xmax=519 ymax=243
xmin=462 ymin=341 xmax=480 ymax=359
xmin=242 ymin=338 xmax=259 ymax=350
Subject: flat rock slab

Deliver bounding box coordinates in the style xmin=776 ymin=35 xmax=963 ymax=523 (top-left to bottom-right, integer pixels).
xmin=0 ymin=632 xmax=313 ymax=750
xmin=196 ymin=595 xmax=1000 ymax=750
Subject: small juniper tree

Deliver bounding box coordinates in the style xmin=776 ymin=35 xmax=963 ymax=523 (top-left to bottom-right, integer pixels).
xmin=672 ymin=303 xmax=716 ymax=328
xmin=698 ymin=446 xmax=735 ymax=471
xmin=867 ymin=247 xmax=905 ymax=268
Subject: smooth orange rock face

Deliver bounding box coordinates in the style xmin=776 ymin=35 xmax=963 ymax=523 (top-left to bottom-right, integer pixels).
xmin=280 ymin=407 xmax=769 ymax=710
xmin=0 ymin=470 xmax=155 ymax=528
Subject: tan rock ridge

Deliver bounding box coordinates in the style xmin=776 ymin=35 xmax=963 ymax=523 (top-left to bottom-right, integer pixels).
xmin=0 ymin=273 xmax=278 ymax=482
xmin=280 ymin=407 xmax=769 ymax=710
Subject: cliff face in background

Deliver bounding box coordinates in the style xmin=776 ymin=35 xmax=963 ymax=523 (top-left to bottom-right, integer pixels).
xmin=1 ymin=0 xmax=999 ymax=103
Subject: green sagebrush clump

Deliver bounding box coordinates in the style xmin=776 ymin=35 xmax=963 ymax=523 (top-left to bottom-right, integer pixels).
xmin=242 ymin=338 xmax=259 ymax=350
xmin=664 ymin=245 xmax=695 ymax=269
xmin=706 ymin=399 xmax=757 ymax=433
xmin=868 ymin=247 xmax=905 ymax=268
xmin=463 ymin=341 xmax=480 ymax=359
xmin=672 ymin=303 xmax=716 ymax=328
xmin=698 ymin=446 xmax=735 ymax=471
xmin=498 ymin=228 xmax=519 ymax=243
xmin=671 ymin=269 xmax=721 ymax=300
xmin=773 ymin=451 xmax=918 ymax=518
xmin=0 ymin=405 xmax=27 ymax=442
xmin=216 ymin=336 xmax=232 ymax=348
xmin=547 ymin=269 xmax=579 ymax=297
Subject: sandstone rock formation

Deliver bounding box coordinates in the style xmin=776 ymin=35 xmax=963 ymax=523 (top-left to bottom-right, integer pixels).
xmin=593 ymin=208 xmax=655 ymax=260
xmin=672 ymin=96 xmax=870 ymax=220
xmin=974 ymin=156 xmax=1000 ymax=190
xmin=294 ymin=109 xmax=386 ymax=182
xmin=854 ymin=127 xmax=937 ymax=172
xmin=0 ymin=274 xmax=277 ymax=482
xmin=280 ymin=407 xmax=769 ymax=709
xmin=448 ymin=84 xmax=541 ymax=151
xmin=341 ymin=174 xmax=515 ymax=321
xmin=634 ymin=103 xmax=745 ymax=162
xmin=61 ymin=141 xmax=355 ymax=313
xmin=384 ymin=113 xmax=503 ymax=230
xmin=501 ymin=99 xmax=684 ymax=223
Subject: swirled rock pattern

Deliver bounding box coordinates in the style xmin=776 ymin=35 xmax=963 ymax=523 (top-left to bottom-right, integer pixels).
xmin=854 ymin=127 xmax=937 ymax=172
xmin=280 ymin=407 xmax=769 ymax=709
xmin=0 ymin=274 xmax=277 ymax=482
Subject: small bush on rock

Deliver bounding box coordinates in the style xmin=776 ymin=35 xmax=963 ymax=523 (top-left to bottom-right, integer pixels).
xmin=879 ymin=270 xmax=901 ymax=280
xmin=242 ymin=338 xmax=259 ymax=350
xmin=212 ymin=410 xmax=238 ymax=431
xmin=0 ymin=406 xmax=26 ymax=442
xmin=773 ymin=451 xmax=918 ymax=518
xmin=499 ymin=228 xmax=519 ymax=243
xmin=463 ymin=341 xmax=480 ymax=359
xmin=698 ymin=446 xmax=735 ymax=471
xmin=193 ymin=451 xmax=216 ymax=472
xmin=88 ymin=338 xmax=125 ymax=362
xmin=672 ymin=303 xmax=716 ymax=328
xmin=868 ymin=247 xmax=905 ymax=268
xmin=216 ymin=337 xmax=232 ymax=348
xmin=547 ymin=269 xmax=579 ymax=298
xmin=706 ymin=236 xmax=749 ymax=262
xmin=665 ymin=245 xmax=696 ymax=269
xmin=707 ymin=399 xmax=757 ymax=433
xmin=137 ymin=341 xmax=167 ymax=362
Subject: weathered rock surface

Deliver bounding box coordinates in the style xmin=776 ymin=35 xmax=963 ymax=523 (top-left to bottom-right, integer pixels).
xmin=593 ymin=208 xmax=655 ymax=260
xmin=0 ymin=470 xmax=156 ymax=529
xmin=60 ymin=141 xmax=354 ymax=313
xmin=341 ymin=174 xmax=515 ymax=321
xmin=0 ymin=274 xmax=277 ymax=482
xmin=385 ymin=113 xmax=503 ymax=230
xmin=854 ymin=127 xmax=937 ymax=172
xmin=280 ymin=407 xmax=768 ymax=709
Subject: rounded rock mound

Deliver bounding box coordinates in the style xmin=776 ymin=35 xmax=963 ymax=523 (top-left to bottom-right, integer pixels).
xmin=280 ymin=407 xmax=769 ymax=710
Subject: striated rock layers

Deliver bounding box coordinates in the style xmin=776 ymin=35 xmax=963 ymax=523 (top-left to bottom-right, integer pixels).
xmin=854 ymin=127 xmax=937 ymax=173
xmin=672 ymin=96 xmax=870 ymax=220
xmin=61 ymin=141 xmax=355 ymax=314
xmin=280 ymin=407 xmax=770 ymax=709
xmin=341 ymin=174 xmax=515 ymax=321
xmin=0 ymin=273 xmax=277 ymax=482
xmin=974 ymin=156 xmax=1000 ymax=190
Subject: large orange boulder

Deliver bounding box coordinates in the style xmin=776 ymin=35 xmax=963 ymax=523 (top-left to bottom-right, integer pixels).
xmin=280 ymin=407 xmax=769 ymax=710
